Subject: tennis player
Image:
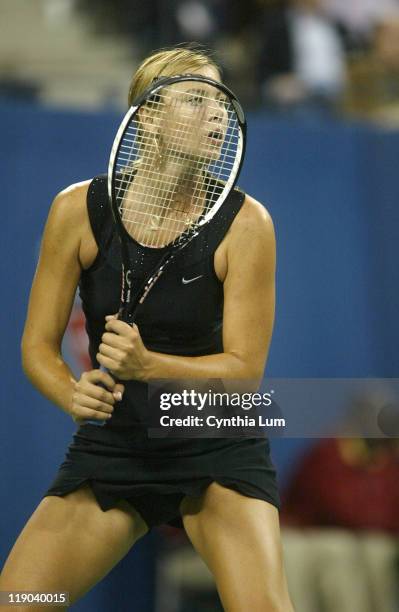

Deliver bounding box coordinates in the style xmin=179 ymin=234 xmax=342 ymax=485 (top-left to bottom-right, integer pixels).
xmin=0 ymin=46 xmax=294 ymax=612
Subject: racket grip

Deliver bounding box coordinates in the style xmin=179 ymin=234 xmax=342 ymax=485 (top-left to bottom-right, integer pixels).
xmin=83 ymin=417 xmax=107 ymax=427
xmin=82 ymin=365 xmax=111 ymax=427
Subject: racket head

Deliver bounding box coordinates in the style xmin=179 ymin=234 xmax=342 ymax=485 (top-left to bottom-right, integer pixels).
xmin=107 ymin=74 xmax=246 ymax=321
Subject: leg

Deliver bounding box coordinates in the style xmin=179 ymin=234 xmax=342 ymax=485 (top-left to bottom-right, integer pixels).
xmin=310 ymin=528 xmax=372 ymax=612
xmin=360 ymin=532 xmax=399 ymax=612
xmin=281 ymin=528 xmax=318 ymax=612
xmin=179 ymin=482 xmax=294 ymax=612
xmin=0 ymin=483 xmax=148 ymax=610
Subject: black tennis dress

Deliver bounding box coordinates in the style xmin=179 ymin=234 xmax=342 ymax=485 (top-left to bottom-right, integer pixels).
xmin=43 ymin=175 xmax=280 ymax=530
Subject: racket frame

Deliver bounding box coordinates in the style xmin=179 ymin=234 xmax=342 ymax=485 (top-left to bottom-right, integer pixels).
xmin=107 ymin=74 xmax=247 ymax=324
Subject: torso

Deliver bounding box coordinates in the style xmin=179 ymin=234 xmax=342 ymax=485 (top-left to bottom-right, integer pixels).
xmin=77 ymin=179 xmax=230 ymax=283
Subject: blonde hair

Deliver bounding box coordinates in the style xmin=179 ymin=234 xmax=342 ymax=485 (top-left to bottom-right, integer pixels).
xmin=128 ymin=45 xmax=221 ymax=107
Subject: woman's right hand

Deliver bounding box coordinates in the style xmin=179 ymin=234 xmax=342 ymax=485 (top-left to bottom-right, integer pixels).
xmin=69 ymin=369 xmax=124 ymax=424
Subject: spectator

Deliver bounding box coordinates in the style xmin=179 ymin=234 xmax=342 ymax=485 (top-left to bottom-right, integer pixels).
xmin=343 ymin=13 xmax=399 ymax=124
xmin=175 ymin=1 xmax=217 ymax=42
xmin=281 ymin=438 xmax=399 ymax=612
xmin=321 ymin=0 xmax=399 ymax=52
xmin=258 ymin=0 xmax=347 ymax=115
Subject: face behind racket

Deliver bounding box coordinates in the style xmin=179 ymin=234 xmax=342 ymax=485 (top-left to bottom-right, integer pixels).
xmin=84 ymin=74 xmax=246 ymax=427
xmin=108 ymin=74 xmax=246 ymax=324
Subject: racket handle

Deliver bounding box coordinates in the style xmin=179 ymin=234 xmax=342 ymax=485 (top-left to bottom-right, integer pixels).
xmin=83 ymin=418 xmax=107 ymax=427
xmin=82 ymin=365 xmax=111 ymax=427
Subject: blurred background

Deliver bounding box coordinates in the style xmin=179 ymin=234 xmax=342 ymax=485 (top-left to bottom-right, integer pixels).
xmin=2 ymin=0 xmax=399 ymax=120
xmin=1 ymin=0 xmax=399 ymax=611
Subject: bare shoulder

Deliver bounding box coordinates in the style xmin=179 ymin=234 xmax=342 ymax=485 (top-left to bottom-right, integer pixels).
xmin=229 ymin=193 xmax=275 ymax=247
xmin=222 ymin=192 xmax=276 ymax=286
xmin=41 ymin=179 xmax=97 ymax=268
xmin=49 ymin=179 xmax=91 ymax=228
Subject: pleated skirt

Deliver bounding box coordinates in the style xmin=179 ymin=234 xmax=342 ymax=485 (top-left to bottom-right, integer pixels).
xmin=43 ymin=423 xmax=280 ymax=530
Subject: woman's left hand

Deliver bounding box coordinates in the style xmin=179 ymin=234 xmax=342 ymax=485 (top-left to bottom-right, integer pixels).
xmin=97 ymin=315 xmax=151 ymax=381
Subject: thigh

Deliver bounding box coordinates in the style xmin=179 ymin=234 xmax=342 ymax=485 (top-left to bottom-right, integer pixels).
xmin=0 ymin=483 xmax=148 ymax=610
xmin=180 ymin=482 xmax=294 ymax=612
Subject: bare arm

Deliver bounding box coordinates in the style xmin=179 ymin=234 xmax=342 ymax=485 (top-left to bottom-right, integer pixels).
xmin=21 ymin=181 xmax=122 ymax=422
xmin=98 ymin=195 xmax=276 ymax=382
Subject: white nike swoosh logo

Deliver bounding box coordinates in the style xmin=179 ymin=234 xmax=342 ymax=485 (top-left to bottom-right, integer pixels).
xmin=182 ymin=275 xmax=204 ymax=285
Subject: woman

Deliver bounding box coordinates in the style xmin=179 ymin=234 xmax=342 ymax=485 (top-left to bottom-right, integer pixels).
xmin=0 ymin=47 xmax=294 ymax=612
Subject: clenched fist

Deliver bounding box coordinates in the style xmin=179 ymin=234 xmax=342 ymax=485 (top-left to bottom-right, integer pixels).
xmin=96 ymin=315 xmax=151 ymax=381
xmin=70 ymin=369 xmax=124 ymax=424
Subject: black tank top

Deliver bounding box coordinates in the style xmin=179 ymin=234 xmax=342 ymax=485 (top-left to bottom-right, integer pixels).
xmin=78 ymin=174 xmax=245 ymax=429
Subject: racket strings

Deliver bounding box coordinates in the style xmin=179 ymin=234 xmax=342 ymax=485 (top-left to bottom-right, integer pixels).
xmin=116 ymin=181 xmax=221 ymax=212
xmin=116 ymin=154 xmax=235 ymax=248
xmin=113 ymin=82 xmax=241 ymax=248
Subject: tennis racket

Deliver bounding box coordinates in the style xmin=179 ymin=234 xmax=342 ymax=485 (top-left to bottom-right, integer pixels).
xmin=85 ymin=73 xmax=246 ymax=425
